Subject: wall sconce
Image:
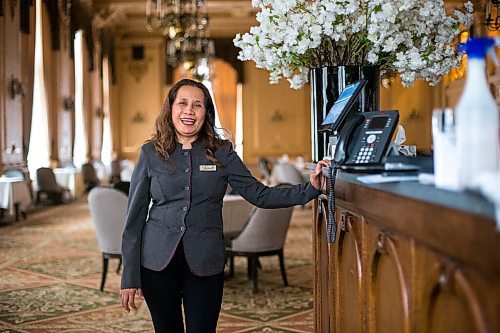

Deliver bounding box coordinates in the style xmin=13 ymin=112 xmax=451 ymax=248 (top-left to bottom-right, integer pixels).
xmin=63 ymin=96 xmax=74 ymax=112
xmin=10 ymin=76 xmax=25 ymax=99
xmin=485 ymin=0 xmax=500 ymax=31
xmin=95 ymin=107 xmax=104 ymax=118
xmin=270 ymin=109 xmax=284 ymax=122
xmin=132 ymin=111 xmax=146 ymax=123
xmin=128 ymin=60 xmax=149 ymax=83
xmin=381 ymin=70 xmax=396 ymax=89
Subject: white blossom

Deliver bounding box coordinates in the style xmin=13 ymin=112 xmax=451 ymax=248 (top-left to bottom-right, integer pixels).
xmin=234 ymin=0 xmax=474 ymax=89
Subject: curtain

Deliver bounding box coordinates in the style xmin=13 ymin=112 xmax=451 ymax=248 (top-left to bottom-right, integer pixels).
xmin=90 ymin=67 xmax=103 ymax=161
xmin=81 ymin=32 xmax=92 ymax=163
xmin=211 ymin=59 xmax=237 ymax=140
xmin=40 ymin=1 xmax=57 ymax=165
xmin=21 ymin=3 xmax=35 ymax=165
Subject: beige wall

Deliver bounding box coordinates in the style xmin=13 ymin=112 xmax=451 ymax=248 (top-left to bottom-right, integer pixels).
xmin=380 ymin=78 xmax=444 ymax=153
xmin=115 ymin=38 xmax=164 ymax=160
xmin=242 ymin=64 xmax=311 ymax=164
xmin=111 ymin=39 xmax=468 ymax=162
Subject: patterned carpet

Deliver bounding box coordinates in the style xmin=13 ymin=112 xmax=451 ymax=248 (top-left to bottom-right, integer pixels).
xmin=0 ymin=198 xmax=315 ymax=332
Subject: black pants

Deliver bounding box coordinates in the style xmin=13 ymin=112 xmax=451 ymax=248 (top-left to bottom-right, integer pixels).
xmin=140 ymin=245 xmax=224 ymax=333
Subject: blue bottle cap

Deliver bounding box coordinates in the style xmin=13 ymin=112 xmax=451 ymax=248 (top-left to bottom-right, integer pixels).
xmin=463 ymin=37 xmax=495 ymax=59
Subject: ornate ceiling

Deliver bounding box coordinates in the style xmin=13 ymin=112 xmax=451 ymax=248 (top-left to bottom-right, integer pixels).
xmin=89 ymin=0 xmax=259 ymax=39
xmin=87 ymin=0 xmax=486 ymax=41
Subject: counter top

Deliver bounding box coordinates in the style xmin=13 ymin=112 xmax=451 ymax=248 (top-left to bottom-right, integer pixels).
xmin=333 ymin=170 xmax=496 ymax=220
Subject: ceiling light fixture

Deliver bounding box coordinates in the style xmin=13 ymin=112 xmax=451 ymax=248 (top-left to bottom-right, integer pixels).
xmin=146 ymin=0 xmax=215 ymax=74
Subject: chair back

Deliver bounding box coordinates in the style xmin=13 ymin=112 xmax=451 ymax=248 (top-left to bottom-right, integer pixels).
xmin=113 ymin=181 xmax=130 ymax=196
xmin=258 ymin=157 xmax=274 ymax=183
xmin=36 ymin=167 xmax=60 ymax=192
xmin=222 ymin=194 xmax=254 ymax=234
xmin=230 ymin=205 xmax=293 ymax=252
xmin=88 ymin=187 xmax=128 ymax=254
xmin=110 ymin=159 xmax=122 ymax=183
xmin=81 ymin=163 xmax=99 ymax=185
xmin=270 ymin=162 xmax=304 ymax=185
xmin=120 ymin=160 xmax=135 ymax=182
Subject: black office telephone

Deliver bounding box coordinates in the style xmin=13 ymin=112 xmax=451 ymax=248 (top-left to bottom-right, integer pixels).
xmin=326 ymin=110 xmax=399 ymax=243
xmin=334 ymin=110 xmax=399 ymax=170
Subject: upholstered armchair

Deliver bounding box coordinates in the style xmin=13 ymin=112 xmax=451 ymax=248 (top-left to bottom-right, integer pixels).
xmin=225 ymin=199 xmax=294 ymax=293
xmin=35 ymin=167 xmax=71 ymax=205
xmin=269 ymin=162 xmax=304 ymax=186
xmin=81 ymin=163 xmax=100 ymax=192
xmin=87 ymin=187 xmax=128 ymax=291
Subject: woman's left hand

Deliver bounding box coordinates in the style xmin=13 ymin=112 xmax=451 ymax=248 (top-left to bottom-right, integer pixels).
xmin=310 ymin=159 xmax=331 ymax=190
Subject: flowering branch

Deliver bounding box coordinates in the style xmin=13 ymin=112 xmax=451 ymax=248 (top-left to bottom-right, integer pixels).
xmin=234 ymin=0 xmax=473 ymax=89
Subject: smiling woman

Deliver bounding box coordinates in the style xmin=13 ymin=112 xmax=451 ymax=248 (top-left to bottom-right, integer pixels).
xmin=171 ymin=85 xmax=207 ymax=148
xmin=119 ymin=78 xmax=329 ymax=333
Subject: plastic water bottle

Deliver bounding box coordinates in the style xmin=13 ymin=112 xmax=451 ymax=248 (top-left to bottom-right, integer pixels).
xmin=455 ymin=37 xmax=499 ymax=190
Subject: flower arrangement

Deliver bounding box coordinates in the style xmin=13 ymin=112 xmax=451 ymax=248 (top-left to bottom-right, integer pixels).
xmin=233 ymin=0 xmax=473 ymax=89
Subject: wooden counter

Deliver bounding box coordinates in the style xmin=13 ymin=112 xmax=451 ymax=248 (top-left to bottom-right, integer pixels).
xmin=313 ymin=172 xmax=499 ymax=333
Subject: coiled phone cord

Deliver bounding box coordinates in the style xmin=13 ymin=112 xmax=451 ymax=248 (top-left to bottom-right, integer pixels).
xmin=327 ymin=165 xmax=338 ymax=243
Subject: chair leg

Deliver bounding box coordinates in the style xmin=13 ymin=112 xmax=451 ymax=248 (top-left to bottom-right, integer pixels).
xmin=247 ymin=257 xmax=251 ymax=280
xmin=116 ymin=256 xmax=122 ymax=274
xmin=55 ymin=192 xmax=63 ymax=205
xmin=100 ymin=254 xmax=109 ymax=292
xmin=14 ymin=203 xmax=20 ymax=221
xmin=229 ymin=256 xmax=234 ymax=277
xmin=278 ymin=250 xmax=288 ymax=287
xmin=251 ymin=256 xmax=259 ymax=294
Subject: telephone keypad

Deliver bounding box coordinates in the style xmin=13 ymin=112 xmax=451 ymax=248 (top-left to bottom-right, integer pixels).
xmin=354 ymin=145 xmax=376 ymax=163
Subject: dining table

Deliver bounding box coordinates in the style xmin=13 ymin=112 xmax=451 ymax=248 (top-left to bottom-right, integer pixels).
xmin=0 ymin=176 xmax=32 ymax=222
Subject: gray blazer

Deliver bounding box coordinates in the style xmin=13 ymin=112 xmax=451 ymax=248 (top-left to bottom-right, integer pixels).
xmin=121 ymin=140 xmax=320 ymax=289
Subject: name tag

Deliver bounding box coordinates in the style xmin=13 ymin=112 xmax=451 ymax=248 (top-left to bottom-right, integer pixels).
xmin=199 ymin=165 xmax=216 ymax=171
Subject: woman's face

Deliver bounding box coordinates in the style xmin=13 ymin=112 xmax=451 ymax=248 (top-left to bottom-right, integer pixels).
xmin=171 ymin=85 xmax=206 ymax=143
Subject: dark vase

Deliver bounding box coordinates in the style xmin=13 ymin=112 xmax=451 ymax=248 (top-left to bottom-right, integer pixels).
xmin=310 ymin=66 xmax=380 ymax=162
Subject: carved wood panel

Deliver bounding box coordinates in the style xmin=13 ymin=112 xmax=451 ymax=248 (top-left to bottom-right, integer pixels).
xmin=418 ymin=247 xmax=493 ymax=333
xmin=366 ymin=225 xmax=411 ymax=333
xmin=313 ymin=197 xmax=332 ymax=332
xmin=313 ymin=176 xmax=500 ymax=332
xmin=333 ymin=209 xmax=364 ymax=333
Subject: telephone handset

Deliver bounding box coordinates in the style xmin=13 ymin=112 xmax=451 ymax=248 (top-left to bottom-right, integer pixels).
xmin=333 ymin=114 xmax=365 ymax=165
xmin=333 ymin=110 xmax=400 ymax=170
xmin=327 ymin=110 xmax=400 ymax=244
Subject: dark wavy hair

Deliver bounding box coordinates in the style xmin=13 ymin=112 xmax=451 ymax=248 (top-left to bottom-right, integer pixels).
xmin=151 ymin=79 xmax=225 ymax=164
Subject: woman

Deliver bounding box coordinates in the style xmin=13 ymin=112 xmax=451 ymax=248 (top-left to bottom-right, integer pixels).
xmin=120 ymin=78 xmax=330 ymax=332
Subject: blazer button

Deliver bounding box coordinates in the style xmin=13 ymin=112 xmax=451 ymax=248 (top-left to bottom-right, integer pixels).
xmin=180 ymin=226 xmax=185 ymax=231
xmin=184 ymin=186 xmax=190 ymax=191
xmin=185 ymin=168 xmax=189 ymax=173
xmin=184 ymin=152 xmax=189 ymax=156
xmin=182 ymin=206 xmax=188 ymax=211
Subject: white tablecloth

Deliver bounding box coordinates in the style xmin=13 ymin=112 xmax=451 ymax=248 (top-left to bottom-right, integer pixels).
xmin=53 ymin=168 xmax=84 ymax=198
xmin=0 ymin=177 xmax=32 ymax=215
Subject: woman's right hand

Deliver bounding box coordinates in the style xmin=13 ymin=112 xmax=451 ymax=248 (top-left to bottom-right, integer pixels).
xmin=120 ymin=288 xmax=144 ymax=312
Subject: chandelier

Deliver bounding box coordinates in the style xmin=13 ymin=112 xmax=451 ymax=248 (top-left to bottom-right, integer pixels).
xmin=146 ymin=0 xmax=215 ymax=71
xmin=485 ymin=0 xmax=500 ymax=31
